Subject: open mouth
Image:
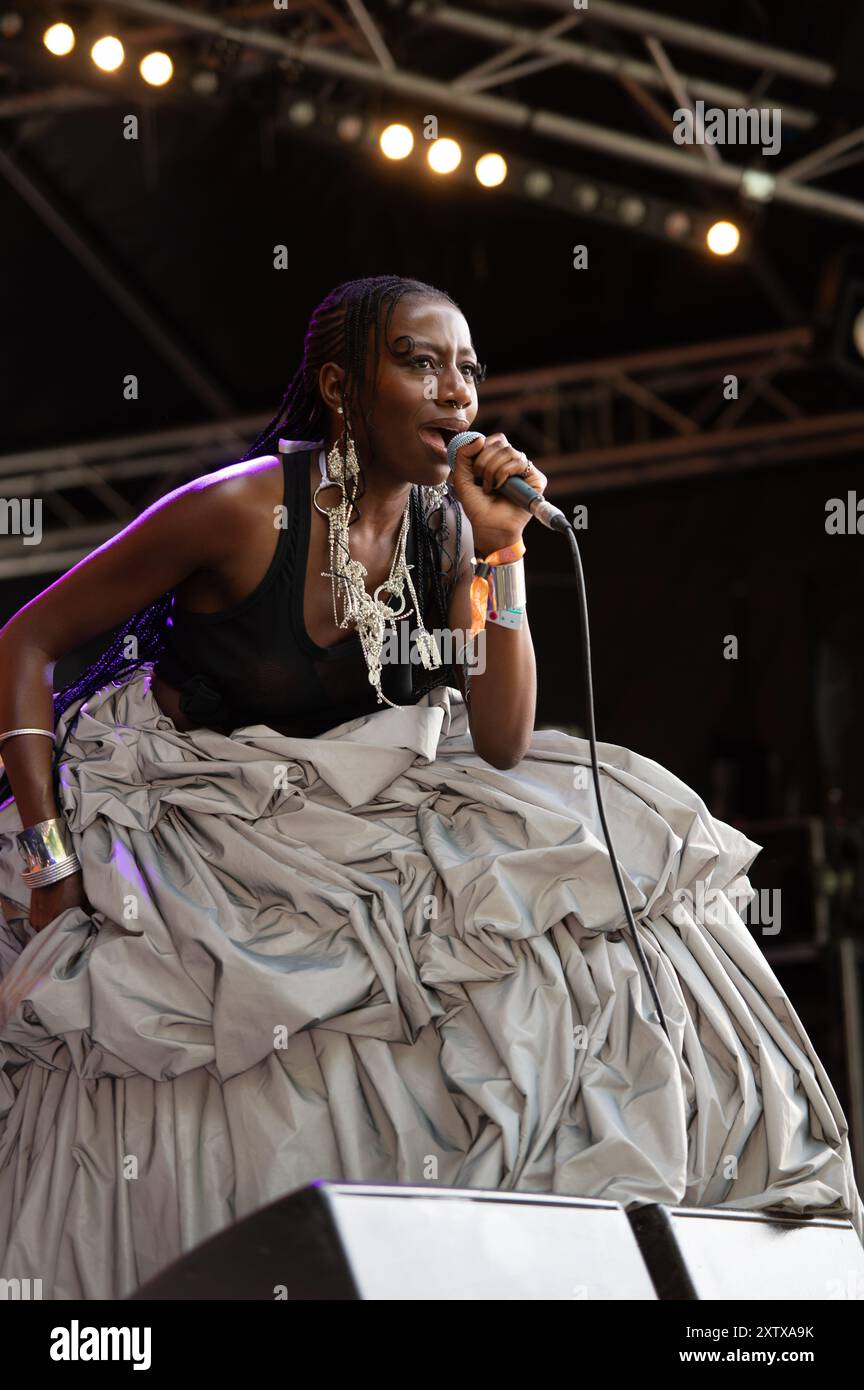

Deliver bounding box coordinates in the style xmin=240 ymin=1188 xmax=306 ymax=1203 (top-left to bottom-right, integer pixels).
xmin=418 ymin=424 xmax=462 ymax=459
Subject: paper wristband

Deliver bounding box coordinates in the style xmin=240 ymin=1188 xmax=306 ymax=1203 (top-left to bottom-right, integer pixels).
xmin=468 ymin=539 xmax=526 ymax=638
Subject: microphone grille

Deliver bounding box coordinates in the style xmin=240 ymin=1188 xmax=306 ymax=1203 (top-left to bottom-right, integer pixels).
xmin=446 ymin=430 xmax=483 ymax=471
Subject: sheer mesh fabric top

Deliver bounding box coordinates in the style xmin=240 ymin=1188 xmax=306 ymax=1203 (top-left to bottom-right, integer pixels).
xmin=153 ymin=441 xmax=458 ymax=736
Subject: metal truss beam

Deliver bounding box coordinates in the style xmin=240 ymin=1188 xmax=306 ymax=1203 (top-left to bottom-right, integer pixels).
xmin=95 ymin=0 xmax=864 ymax=227
xmin=8 ymin=9 xmax=816 ymax=132
xmin=530 ymin=0 xmax=835 ymax=85
xmin=343 ymin=0 xmax=396 ymax=68
xmin=475 ymin=327 xmax=864 ymax=492
xmin=1 ymin=329 xmax=861 ymax=579
xmin=0 ymin=88 xmax=112 ymax=119
xmin=781 ymin=127 xmax=864 ymax=183
xmin=434 ymin=7 xmax=817 ymax=129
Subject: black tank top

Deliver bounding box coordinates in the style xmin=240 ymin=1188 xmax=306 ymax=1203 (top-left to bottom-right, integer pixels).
xmin=153 ymin=442 xmax=454 ymax=736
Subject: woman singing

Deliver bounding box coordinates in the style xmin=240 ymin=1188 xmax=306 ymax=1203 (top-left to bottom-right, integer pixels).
xmin=0 ymin=275 xmax=861 ymax=1299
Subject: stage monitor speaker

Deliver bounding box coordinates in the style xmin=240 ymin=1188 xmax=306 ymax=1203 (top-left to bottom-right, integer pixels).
xmin=128 ymin=1181 xmax=658 ymax=1301
xmin=628 ymin=1203 xmax=864 ymax=1300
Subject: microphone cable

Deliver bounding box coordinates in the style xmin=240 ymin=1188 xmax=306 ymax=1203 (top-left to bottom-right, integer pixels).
xmin=560 ymin=519 xmax=671 ymax=1041
xmin=447 ymin=431 xmax=670 ymax=1040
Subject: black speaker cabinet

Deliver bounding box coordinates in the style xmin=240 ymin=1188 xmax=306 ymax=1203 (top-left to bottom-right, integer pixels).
xmin=128 ymin=1182 xmax=657 ymax=1301
xmin=128 ymin=1183 xmax=864 ymax=1301
xmin=628 ymin=1203 xmax=864 ymax=1300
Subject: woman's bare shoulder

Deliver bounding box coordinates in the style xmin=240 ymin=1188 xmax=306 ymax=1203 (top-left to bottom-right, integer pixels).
xmin=189 ymin=453 xmax=283 ymax=518
xmin=0 ymin=454 xmax=285 ymax=662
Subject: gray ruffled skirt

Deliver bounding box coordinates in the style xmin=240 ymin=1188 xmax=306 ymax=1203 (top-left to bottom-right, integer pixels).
xmin=0 ymin=663 xmax=861 ymax=1299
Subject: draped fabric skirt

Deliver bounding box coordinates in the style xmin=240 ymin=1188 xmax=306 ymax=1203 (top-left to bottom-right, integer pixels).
xmin=0 ymin=664 xmax=861 ymax=1299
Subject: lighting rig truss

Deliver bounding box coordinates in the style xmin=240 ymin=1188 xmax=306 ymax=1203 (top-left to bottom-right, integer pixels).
xmin=1 ymin=325 xmax=861 ymax=580
xmin=6 ymin=0 xmax=864 ymax=229
xmin=279 ymin=92 xmax=732 ymax=257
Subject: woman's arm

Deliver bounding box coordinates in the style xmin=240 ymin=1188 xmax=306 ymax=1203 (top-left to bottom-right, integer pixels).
xmin=445 ymin=503 xmax=537 ymax=770
xmin=0 ymin=468 xmax=254 ymax=923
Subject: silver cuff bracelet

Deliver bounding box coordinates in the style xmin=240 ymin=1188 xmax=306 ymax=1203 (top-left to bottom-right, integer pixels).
xmin=488 ymin=557 xmax=527 ymax=630
xmin=16 ymin=816 xmax=80 ymax=888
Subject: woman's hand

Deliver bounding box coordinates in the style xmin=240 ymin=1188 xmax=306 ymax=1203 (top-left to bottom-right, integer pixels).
xmin=448 ymin=432 xmax=549 ymax=555
xmin=28 ymin=871 xmax=92 ymax=933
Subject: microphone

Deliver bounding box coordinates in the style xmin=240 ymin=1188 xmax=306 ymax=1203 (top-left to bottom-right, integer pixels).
xmin=446 ymin=431 xmax=569 ymax=532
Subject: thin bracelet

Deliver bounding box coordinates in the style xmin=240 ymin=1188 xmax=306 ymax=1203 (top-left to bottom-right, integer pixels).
xmin=0 ymin=727 xmax=56 ymax=749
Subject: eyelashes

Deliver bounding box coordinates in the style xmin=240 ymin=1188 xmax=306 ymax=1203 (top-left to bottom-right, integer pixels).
xmin=410 ymin=355 xmax=485 ymax=382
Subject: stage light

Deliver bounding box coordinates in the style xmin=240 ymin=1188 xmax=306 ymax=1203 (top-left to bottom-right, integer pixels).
xmin=139 ymin=51 xmax=173 ymax=86
xmin=427 ymin=138 xmax=461 ymax=174
xmin=475 ymin=153 xmax=507 ymax=187
xmin=190 ymin=70 xmax=218 ymax=95
xmin=664 ymin=210 xmax=691 ymax=239
xmin=91 ymin=35 xmax=124 ymax=72
xmin=619 ymin=197 xmax=646 ymax=226
xmin=379 ymin=123 xmax=413 ymax=159
xmin=706 ymin=220 xmax=740 ymax=256
xmin=43 ymin=21 xmax=74 ymax=55
xmin=572 ymin=184 xmax=599 ymax=211
xmin=288 ymin=100 xmax=316 ymax=127
xmin=337 ymin=114 xmax=364 ymax=143
xmin=853 ymin=307 xmax=864 ymax=360
xmin=525 ymin=170 xmax=553 ymax=198
xmin=741 ymin=169 xmax=775 ymax=204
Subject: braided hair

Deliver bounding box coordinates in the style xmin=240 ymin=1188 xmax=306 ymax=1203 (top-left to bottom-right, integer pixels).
xmin=46 ymin=274 xmax=484 ymax=744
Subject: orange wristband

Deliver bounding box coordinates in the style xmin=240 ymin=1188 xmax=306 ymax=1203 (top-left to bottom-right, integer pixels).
xmin=468 ymin=539 xmax=526 ymax=638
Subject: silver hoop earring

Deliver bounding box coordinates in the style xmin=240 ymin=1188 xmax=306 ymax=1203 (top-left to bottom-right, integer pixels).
xmin=313 ymin=425 xmax=360 ymax=520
